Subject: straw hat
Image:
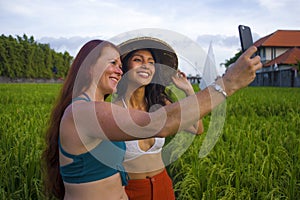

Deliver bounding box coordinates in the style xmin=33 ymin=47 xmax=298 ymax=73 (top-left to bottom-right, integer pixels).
xmin=118 ymin=37 xmax=178 ymax=70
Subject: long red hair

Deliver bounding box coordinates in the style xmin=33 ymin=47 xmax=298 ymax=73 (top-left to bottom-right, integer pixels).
xmin=42 ymin=40 xmax=118 ymax=199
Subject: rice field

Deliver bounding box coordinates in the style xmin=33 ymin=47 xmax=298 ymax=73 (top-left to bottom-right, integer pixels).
xmin=0 ymin=83 xmax=60 ymax=200
xmin=0 ymin=84 xmax=299 ymax=199
xmin=167 ymin=87 xmax=300 ymax=199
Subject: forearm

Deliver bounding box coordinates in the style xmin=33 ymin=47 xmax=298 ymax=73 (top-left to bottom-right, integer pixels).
xmin=180 ymin=85 xmax=204 ymax=135
xmin=156 ymin=83 xmax=226 ymax=137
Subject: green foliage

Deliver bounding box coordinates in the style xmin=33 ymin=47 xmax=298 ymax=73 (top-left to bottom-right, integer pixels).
xmin=0 ymin=83 xmax=61 ymax=199
xmin=1 ymin=84 xmax=299 ymax=199
xmin=224 ymin=51 xmax=242 ymax=68
xmin=168 ymin=87 xmax=300 ymax=199
xmin=165 ymin=83 xmax=200 ymax=102
xmin=165 ymin=83 xmax=187 ymax=101
xmin=0 ymin=34 xmax=73 ymax=79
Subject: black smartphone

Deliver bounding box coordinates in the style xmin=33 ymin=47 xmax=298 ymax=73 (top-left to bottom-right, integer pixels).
xmin=238 ymin=25 xmax=253 ymax=52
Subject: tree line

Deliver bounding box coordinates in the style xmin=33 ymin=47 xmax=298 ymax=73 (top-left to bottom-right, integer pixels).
xmin=0 ymin=34 xmax=73 ymax=79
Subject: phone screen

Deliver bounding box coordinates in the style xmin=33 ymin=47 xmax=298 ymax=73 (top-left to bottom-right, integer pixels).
xmin=238 ymin=25 xmax=253 ymax=52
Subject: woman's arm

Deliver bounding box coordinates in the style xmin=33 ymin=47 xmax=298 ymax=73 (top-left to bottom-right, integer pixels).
xmin=69 ymin=46 xmax=261 ymax=141
xmin=170 ymin=70 xmax=204 ymax=134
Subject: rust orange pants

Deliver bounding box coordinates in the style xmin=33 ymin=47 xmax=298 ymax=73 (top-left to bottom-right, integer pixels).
xmin=125 ymin=169 xmax=175 ymax=200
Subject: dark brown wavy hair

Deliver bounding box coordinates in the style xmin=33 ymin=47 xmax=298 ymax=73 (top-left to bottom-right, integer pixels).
xmin=42 ymin=40 xmax=118 ymax=199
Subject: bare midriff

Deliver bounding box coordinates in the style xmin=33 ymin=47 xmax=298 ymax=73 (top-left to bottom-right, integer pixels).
xmin=63 ymin=173 xmax=128 ymax=200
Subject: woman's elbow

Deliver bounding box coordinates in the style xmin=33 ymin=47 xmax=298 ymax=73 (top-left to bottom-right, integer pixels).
xmin=198 ymin=126 xmax=204 ymax=135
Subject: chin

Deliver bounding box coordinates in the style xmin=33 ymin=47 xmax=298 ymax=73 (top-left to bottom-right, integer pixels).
xmin=111 ymin=87 xmax=118 ymax=94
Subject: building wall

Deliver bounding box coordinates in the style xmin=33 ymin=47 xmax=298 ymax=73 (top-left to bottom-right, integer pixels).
xmin=253 ymin=45 xmax=300 ymax=87
xmin=263 ymin=47 xmax=289 ymax=63
xmin=295 ymin=74 xmax=300 ymax=87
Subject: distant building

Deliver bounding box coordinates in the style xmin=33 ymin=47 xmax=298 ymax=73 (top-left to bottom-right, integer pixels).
xmin=187 ymin=75 xmax=201 ymax=84
xmin=251 ymin=30 xmax=300 ymax=87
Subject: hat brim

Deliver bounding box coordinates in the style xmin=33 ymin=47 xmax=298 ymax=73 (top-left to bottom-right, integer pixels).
xmin=118 ymin=37 xmax=178 ymax=70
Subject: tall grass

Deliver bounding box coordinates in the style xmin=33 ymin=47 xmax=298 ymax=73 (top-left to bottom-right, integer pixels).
xmin=168 ymin=87 xmax=300 ymax=199
xmin=0 ymin=84 xmax=299 ymax=199
xmin=0 ymin=84 xmax=61 ymax=199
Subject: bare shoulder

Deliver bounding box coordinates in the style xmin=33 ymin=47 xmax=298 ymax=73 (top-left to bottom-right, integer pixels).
xmin=60 ymin=104 xmax=76 ymax=135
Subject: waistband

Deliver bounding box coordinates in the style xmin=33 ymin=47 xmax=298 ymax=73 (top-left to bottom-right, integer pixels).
xmin=126 ymin=168 xmax=169 ymax=185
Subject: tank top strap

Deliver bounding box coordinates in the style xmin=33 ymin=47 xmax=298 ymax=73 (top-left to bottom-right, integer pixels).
xmin=82 ymin=92 xmax=91 ymax=101
xmin=58 ymin=137 xmax=76 ymax=159
xmin=71 ymin=92 xmax=91 ymax=103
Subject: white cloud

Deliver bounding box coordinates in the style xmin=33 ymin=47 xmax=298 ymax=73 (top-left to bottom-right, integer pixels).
xmin=1 ymin=0 xmax=299 ymax=75
xmin=257 ymin=0 xmax=297 ymax=10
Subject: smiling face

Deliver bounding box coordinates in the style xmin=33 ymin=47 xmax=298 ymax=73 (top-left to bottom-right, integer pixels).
xmin=92 ymin=46 xmax=123 ymax=95
xmin=126 ymin=49 xmax=156 ymax=87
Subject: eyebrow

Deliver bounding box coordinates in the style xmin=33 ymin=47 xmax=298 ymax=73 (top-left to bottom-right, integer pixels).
xmin=132 ymin=53 xmax=154 ymax=61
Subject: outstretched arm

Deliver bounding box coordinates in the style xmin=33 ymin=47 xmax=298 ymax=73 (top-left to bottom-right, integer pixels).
xmin=67 ymin=46 xmax=261 ymax=141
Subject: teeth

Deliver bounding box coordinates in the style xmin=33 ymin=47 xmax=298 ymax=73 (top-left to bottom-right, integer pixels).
xmin=110 ymin=77 xmax=119 ymax=82
xmin=137 ymin=72 xmax=150 ymax=77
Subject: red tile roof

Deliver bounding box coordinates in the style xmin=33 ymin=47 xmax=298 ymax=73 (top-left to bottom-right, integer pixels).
xmin=254 ymin=30 xmax=300 ymax=47
xmin=264 ymin=47 xmax=300 ymax=66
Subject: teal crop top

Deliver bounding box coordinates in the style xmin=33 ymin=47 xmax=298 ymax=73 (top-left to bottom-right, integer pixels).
xmin=59 ymin=93 xmax=128 ymax=185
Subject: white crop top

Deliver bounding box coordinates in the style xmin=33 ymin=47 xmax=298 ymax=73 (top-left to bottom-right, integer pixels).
xmin=121 ymin=98 xmax=165 ymax=162
xmin=124 ymin=138 xmax=165 ymax=162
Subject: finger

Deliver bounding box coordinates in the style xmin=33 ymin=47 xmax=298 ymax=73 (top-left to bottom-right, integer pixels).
xmin=176 ymin=72 xmax=183 ymax=78
xmin=253 ymin=61 xmax=263 ymax=71
xmin=249 ymin=55 xmax=259 ymax=66
xmin=178 ymin=71 xmax=187 ymax=79
xmin=249 ymin=56 xmax=262 ymax=71
xmin=180 ymin=71 xmax=187 ymax=78
xmin=244 ymin=45 xmax=257 ymax=58
xmin=172 ymin=73 xmax=180 ymax=79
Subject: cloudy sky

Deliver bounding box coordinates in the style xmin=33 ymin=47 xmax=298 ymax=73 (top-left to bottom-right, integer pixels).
xmin=1 ymin=0 xmax=299 ymax=75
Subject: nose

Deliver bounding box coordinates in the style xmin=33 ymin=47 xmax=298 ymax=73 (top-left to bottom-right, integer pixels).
xmin=141 ymin=63 xmax=149 ymax=69
xmin=115 ymin=65 xmax=123 ymax=76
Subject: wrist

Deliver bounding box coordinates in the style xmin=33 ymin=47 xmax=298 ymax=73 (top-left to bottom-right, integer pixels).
xmin=184 ymin=89 xmax=195 ymax=96
xmin=211 ymin=81 xmax=227 ymax=98
xmin=213 ymin=75 xmax=236 ymax=97
xmin=218 ymin=75 xmax=236 ymax=97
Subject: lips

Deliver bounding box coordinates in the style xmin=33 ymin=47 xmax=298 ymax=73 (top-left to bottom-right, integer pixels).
xmin=137 ymin=71 xmax=151 ymax=78
xmin=109 ymin=76 xmax=120 ymax=83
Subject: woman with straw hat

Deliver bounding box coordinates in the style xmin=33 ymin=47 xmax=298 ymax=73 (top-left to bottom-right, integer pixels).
xmin=115 ymin=36 xmax=204 ymax=200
